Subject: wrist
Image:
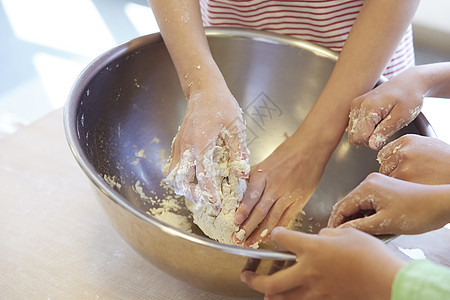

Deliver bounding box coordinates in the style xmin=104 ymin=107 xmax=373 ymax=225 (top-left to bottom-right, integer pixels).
xmin=179 ymin=59 xmax=226 ymax=99
xmin=291 ymin=116 xmax=345 ymax=158
xmin=412 ymin=65 xmax=434 ymax=98
xmin=385 ymin=258 xmax=408 ymax=300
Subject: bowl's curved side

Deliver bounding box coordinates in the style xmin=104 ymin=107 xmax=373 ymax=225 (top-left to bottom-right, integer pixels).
xmin=64 ymin=27 xmax=436 ymax=297
xmin=94 ymin=184 xmax=296 ymax=297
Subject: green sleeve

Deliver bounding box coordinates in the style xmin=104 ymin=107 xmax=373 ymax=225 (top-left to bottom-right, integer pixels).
xmin=392 ymin=259 xmax=450 ymax=300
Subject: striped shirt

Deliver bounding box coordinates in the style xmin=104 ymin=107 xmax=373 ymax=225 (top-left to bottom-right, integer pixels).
xmin=199 ymin=0 xmax=414 ymax=78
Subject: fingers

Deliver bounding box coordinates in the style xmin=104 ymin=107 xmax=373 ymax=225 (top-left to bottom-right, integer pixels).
xmin=225 ymin=120 xmax=250 ymax=179
xmin=194 ymin=145 xmax=221 ymax=209
xmin=238 ymin=190 xmax=297 ymax=247
xmin=368 ymin=104 xmax=419 ymax=150
xmin=240 ymin=267 xmax=302 ymax=296
xmin=368 ymin=114 xmax=401 ymax=150
xmin=327 ymin=173 xmax=401 ymax=235
xmin=347 ymin=90 xmax=422 ymax=151
xmin=170 ymin=149 xmax=195 ymax=191
xmin=243 ymin=196 xmax=299 ymax=246
xmin=241 ymin=228 xmax=309 ymax=295
xmin=348 ymin=105 xmax=381 ymax=147
xmin=337 ymin=213 xmax=391 ymax=235
xmin=168 ymin=131 xmax=182 ymax=174
xmin=270 ymin=227 xmax=314 ymax=253
xmin=317 ymin=227 xmax=346 ymax=237
xmin=238 ymin=190 xmax=277 ymax=245
xmin=327 ymin=187 xmax=378 ymax=228
xmin=235 ymin=171 xmax=266 ymax=225
xmin=241 ymin=228 xmax=320 ymax=296
xmin=264 ymin=286 xmax=306 ymax=300
xmin=377 ymin=137 xmax=405 ymax=175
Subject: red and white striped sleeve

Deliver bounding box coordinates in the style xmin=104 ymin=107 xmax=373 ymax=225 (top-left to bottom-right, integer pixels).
xmin=199 ymin=0 xmax=414 ymax=78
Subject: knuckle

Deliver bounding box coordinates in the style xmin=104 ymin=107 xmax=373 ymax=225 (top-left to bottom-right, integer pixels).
xmin=364 ymin=172 xmax=381 ymax=187
xmin=366 ymin=172 xmax=380 ymax=181
xmin=255 ymin=205 xmax=269 ymax=216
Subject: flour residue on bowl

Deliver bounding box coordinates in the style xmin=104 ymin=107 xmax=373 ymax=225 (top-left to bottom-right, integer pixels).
xmin=129 ymin=138 xmax=166 ymax=167
xmin=131 ymin=146 xmax=147 ymax=166
xmin=103 ymin=175 xmax=122 ymax=190
xmin=135 ymin=179 xmax=193 ymax=232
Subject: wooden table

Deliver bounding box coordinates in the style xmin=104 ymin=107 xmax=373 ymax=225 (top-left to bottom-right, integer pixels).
xmin=1 ymin=109 xmax=449 ymax=299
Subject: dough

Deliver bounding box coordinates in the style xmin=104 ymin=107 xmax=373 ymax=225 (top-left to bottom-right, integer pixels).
xmin=165 ymin=128 xmax=249 ymax=245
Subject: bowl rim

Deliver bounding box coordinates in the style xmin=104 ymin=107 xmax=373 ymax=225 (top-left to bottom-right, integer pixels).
xmin=63 ymin=27 xmax=436 ymax=262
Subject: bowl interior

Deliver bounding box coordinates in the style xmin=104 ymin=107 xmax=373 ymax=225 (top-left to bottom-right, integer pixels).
xmin=69 ymin=28 xmax=434 ymax=246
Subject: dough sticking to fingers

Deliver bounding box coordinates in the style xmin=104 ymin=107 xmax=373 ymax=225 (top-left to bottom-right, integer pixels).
xmin=165 ymin=128 xmax=250 ymax=245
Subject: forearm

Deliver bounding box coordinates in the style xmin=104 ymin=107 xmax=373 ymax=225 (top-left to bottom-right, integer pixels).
xmin=148 ymin=0 xmax=224 ymax=98
xmin=293 ymin=0 xmax=420 ymax=151
xmin=416 ymin=62 xmax=450 ymax=98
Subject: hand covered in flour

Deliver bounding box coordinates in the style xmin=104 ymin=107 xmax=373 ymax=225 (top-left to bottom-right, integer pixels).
xmin=241 ymin=227 xmax=405 ymax=299
xmin=328 ymin=172 xmax=450 ymax=234
xmin=165 ymin=81 xmax=249 ymax=208
xmin=377 ymin=134 xmax=450 ymax=185
xmin=233 ymin=134 xmax=327 ymax=248
xmin=348 ymin=67 xmax=426 ymax=150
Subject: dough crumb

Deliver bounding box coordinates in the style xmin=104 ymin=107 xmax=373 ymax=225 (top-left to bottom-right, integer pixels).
xmin=260 ymin=229 xmax=269 ymax=238
xmin=235 ymin=228 xmax=245 ymax=241
xmin=249 ymin=242 xmax=260 ymax=249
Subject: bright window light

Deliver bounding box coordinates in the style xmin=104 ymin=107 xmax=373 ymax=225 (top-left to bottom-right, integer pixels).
xmin=1 ymin=0 xmax=116 ymax=58
xmin=124 ymin=2 xmax=159 ymax=37
xmin=32 ymin=52 xmax=86 ymax=108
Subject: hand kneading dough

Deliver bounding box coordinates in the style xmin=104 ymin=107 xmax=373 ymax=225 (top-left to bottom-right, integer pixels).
xmin=165 ymin=129 xmax=249 ymax=245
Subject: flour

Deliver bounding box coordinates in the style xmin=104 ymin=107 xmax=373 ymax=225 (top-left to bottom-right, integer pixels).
xmin=260 ymin=229 xmax=269 ymax=238
xmin=165 ymin=128 xmax=250 ymax=245
xmin=138 ymin=178 xmax=192 ymax=232
xmin=147 ymin=189 xmax=192 ymax=233
xmin=103 ymin=175 xmax=122 ymax=190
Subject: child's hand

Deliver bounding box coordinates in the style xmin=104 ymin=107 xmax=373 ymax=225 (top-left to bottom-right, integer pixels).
xmin=233 ymin=133 xmax=328 ymax=248
xmin=348 ymin=68 xmax=426 ymax=150
xmin=241 ymin=227 xmax=405 ymax=299
xmin=166 ymin=83 xmax=249 ymax=208
xmin=328 ymin=172 xmax=450 ymax=234
xmin=377 ymin=134 xmax=450 ymax=185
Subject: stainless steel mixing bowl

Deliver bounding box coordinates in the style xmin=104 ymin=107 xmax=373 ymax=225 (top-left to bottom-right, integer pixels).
xmin=64 ymin=28 xmax=434 ymax=297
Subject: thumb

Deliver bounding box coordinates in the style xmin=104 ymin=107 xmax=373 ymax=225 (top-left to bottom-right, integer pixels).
xmin=271 ymin=227 xmax=315 ymax=254
xmin=337 ymin=213 xmax=389 ymax=235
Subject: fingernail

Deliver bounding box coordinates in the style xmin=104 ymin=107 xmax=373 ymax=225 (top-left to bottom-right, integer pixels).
xmin=270 ymin=227 xmax=284 ymax=237
xmin=235 ymin=213 xmax=245 ymax=225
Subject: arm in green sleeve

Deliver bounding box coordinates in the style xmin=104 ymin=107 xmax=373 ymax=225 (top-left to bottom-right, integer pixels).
xmin=392 ymin=259 xmax=450 ymax=300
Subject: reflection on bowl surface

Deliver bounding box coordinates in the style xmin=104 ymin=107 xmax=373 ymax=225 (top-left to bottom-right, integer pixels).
xmin=64 ymin=28 xmax=434 ymax=297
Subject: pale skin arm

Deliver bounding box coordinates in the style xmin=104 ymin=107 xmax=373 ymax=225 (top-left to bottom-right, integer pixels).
xmin=327 ymin=172 xmax=450 ymax=235
xmin=235 ymin=0 xmax=420 ymax=247
xmin=241 ymin=227 xmax=406 ymax=300
xmin=348 ymin=62 xmax=450 ymax=150
xmin=148 ymin=1 xmax=249 ymax=206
